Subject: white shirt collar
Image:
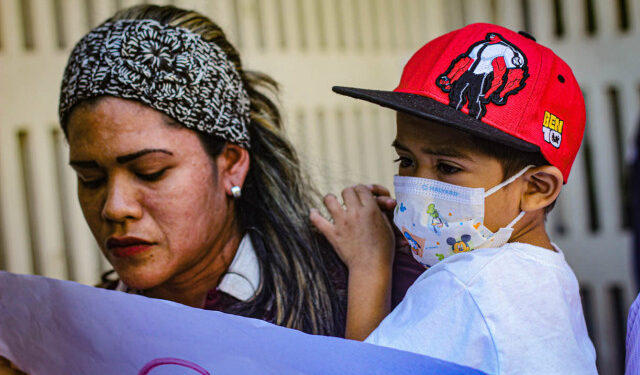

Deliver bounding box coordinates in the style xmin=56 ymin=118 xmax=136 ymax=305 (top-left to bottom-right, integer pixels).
xmin=116 ymin=234 xmax=261 ymax=302
xmin=217 ymin=234 xmax=261 ymax=301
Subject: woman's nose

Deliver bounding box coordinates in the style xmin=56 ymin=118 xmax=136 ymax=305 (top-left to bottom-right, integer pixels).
xmin=101 ymin=176 xmax=142 ymax=222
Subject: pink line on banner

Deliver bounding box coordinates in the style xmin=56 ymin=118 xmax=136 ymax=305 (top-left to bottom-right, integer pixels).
xmin=138 ymin=358 xmax=211 ymax=375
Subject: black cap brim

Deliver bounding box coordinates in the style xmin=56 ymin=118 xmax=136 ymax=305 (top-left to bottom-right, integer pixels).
xmin=332 ymin=86 xmax=539 ymax=152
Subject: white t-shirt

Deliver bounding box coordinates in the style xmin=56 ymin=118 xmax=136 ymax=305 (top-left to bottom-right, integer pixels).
xmin=365 ymin=242 xmax=597 ymax=375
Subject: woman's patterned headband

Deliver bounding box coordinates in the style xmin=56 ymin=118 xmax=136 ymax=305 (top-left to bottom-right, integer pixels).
xmin=59 ymin=19 xmax=251 ymax=147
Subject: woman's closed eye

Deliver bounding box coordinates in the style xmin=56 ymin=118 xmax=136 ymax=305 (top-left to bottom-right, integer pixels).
xmin=77 ymin=174 xmax=105 ymax=189
xmin=135 ymin=168 xmax=168 ymax=182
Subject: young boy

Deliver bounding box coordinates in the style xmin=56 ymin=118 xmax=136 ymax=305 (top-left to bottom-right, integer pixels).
xmin=310 ymin=23 xmax=597 ymax=374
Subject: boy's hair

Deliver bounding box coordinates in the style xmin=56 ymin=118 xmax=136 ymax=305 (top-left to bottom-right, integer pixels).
xmin=471 ymin=136 xmax=556 ymax=215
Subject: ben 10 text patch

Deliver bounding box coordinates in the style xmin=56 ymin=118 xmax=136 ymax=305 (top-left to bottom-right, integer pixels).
xmin=542 ymin=111 xmax=563 ymax=148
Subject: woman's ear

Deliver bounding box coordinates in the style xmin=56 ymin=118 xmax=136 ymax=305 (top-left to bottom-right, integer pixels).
xmin=216 ymin=143 xmax=250 ymax=197
xmin=520 ymin=165 xmax=563 ymax=212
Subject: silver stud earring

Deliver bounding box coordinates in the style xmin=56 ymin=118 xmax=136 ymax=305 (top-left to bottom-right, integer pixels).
xmin=230 ymin=186 xmax=242 ymax=199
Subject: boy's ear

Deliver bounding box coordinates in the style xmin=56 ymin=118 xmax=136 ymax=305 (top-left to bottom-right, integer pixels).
xmin=216 ymin=143 xmax=250 ymax=197
xmin=520 ymin=165 xmax=563 ymax=212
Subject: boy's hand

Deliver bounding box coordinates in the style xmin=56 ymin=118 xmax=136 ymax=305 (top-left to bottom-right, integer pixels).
xmin=310 ymin=184 xmax=395 ymax=271
xmin=310 ymin=184 xmax=396 ymax=340
xmin=368 ymin=184 xmax=411 ymax=256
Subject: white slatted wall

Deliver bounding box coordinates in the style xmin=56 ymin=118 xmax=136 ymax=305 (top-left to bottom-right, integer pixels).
xmin=0 ymin=0 xmax=637 ymax=373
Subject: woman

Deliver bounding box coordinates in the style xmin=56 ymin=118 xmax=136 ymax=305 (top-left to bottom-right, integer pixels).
xmin=58 ymin=5 xmax=346 ymax=334
xmin=0 ymin=5 xmax=348 ymax=372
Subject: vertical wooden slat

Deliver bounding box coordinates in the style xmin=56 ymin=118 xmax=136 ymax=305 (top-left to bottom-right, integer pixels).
xmin=119 ymin=0 xmax=144 ymax=12
xmin=30 ymin=0 xmax=57 ymax=52
xmin=0 ymin=0 xmax=23 ymax=53
xmin=52 ymin=128 xmax=74 ymax=280
xmin=60 ymin=0 xmax=88 ymax=47
xmin=18 ymin=0 xmax=35 ymax=50
xmin=29 ymin=125 xmax=67 ymax=278
xmin=620 ymin=81 xmax=639 ymax=149
xmin=354 ymin=0 xmax=375 ymax=52
xmin=239 ymin=0 xmax=260 ymax=51
xmin=372 ymin=0 xmax=392 ymax=50
xmin=404 ymin=0 xmax=427 ymax=49
xmin=0 ymin=128 xmax=32 ymax=273
xmin=279 ymin=0 xmax=300 ymax=51
xmin=392 ymin=0 xmax=411 ymax=50
xmin=206 ymin=0 xmax=239 ymax=51
xmin=445 ymin=0 xmax=466 ymax=29
xmin=89 ymin=0 xmax=117 ymax=28
xmin=300 ymin=0 xmax=319 ymax=52
xmin=327 ymin=107 xmax=351 ymax=192
xmin=561 ymin=146 xmax=590 ymax=235
xmin=588 ymin=86 xmax=622 ymax=233
xmin=260 ymin=0 xmax=286 ymax=50
xmin=528 ymin=0 xmax=553 ymax=42
xmin=464 ymin=0 xmax=493 ymax=24
xmin=495 ymin=0 xmax=523 ymax=31
xmin=424 ymin=0 xmax=447 ymax=41
xmin=383 ymin=0 xmax=401 ymax=49
xmin=563 ymin=0 xmax=584 ymax=40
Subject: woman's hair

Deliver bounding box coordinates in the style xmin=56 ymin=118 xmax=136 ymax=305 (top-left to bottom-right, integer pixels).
xmin=79 ymin=5 xmax=347 ymax=336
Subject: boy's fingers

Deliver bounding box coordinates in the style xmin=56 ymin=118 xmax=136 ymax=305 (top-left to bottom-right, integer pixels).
xmin=355 ymin=184 xmax=376 ymax=206
xmin=309 ymin=208 xmax=334 ymax=235
xmin=375 ymin=196 xmax=396 ymax=211
xmin=342 ymin=186 xmax=363 ymax=209
xmin=323 ymin=194 xmax=343 ymax=217
xmin=369 ymin=184 xmax=391 ymax=197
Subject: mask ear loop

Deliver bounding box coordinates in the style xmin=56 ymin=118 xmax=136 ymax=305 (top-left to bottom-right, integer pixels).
xmin=505 ymin=210 xmax=526 ymax=229
xmin=484 ymin=165 xmax=535 ymax=198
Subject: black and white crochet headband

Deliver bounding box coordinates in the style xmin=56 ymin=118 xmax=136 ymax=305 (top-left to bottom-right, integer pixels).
xmin=59 ymin=19 xmax=251 ymax=148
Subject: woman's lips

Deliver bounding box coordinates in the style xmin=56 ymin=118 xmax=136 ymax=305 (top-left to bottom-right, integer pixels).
xmin=106 ymin=237 xmax=154 ymax=258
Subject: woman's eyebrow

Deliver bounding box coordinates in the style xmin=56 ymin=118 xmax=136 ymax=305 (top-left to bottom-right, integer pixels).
xmin=69 ymin=160 xmax=99 ymax=169
xmin=115 ymin=149 xmax=173 ymax=164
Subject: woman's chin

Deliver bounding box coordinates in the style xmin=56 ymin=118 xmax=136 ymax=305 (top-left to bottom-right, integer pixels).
xmin=114 ymin=266 xmax=168 ymax=291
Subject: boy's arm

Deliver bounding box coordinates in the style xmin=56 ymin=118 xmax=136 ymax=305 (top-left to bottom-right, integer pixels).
xmin=310 ymin=185 xmax=395 ymax=340
xmin=343 ymin=255 xmax=392 ymax=340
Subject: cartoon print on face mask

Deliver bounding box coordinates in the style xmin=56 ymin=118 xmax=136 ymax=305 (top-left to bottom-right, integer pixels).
xmin=426 ymin=203 xmax=449 ymax=234
xmin=446 ymin=234 xmax=472 ymax=254
xmin=402 ymin=227 xmax=426 ymax=257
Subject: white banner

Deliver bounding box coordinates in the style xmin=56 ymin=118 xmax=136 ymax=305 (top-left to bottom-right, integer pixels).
xmin=0 ymin=272 xmax=485 ymax=374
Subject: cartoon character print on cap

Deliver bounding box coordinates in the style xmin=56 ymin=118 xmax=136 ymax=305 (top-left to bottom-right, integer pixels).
xmin=436 ymin=32 xmax=529 ymax=120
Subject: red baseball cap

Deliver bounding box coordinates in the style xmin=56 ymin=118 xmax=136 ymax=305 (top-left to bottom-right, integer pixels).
xmin=333 ymin=23 xmax=585 ymax=183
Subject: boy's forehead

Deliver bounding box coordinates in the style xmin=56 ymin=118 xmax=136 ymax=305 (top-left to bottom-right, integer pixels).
xmin=394 ymin=112 xmax=477 ymax=155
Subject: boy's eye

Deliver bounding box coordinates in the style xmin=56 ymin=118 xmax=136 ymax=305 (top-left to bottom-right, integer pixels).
xmin=393 ymin=157 xmax=414 ymax=169
xmin=436 ymin=162 xmax=461 ymax=175
xmin=136 ymin=169 xmax=167 ymax=182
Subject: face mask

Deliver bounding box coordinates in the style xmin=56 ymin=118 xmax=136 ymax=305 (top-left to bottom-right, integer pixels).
xmin=393 ymin=166 xmax=533 ymax=268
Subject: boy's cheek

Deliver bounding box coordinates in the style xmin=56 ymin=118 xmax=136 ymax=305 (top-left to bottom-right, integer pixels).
xmin=483 ymin=191 xmax=521 ymax=231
